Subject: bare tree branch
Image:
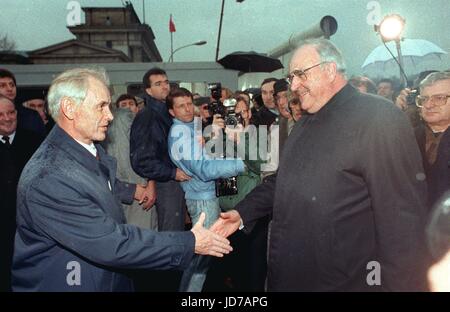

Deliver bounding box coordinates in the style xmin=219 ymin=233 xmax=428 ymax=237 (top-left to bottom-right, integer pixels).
xmin=0 ymin=33 xmax=17 ymax=52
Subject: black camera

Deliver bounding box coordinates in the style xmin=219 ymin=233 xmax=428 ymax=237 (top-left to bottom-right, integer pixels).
xmin=406 ymin=89 xmax=419 ymax=106
xmin=223 ymin=99 xmax=244 ymax=127
xmin=206 ymin=83 xmax=243 ymax=126
xmin=215 ymin=176 xmax=238 ymax=197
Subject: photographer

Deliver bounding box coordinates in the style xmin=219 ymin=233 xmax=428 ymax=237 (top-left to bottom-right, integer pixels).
xmin=395 ymin=70 xmax=438 ymax=128
xmin=167 ymin=88 xmax=245 ymax=292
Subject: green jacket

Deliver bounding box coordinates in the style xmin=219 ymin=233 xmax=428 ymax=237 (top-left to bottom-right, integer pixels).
xmin=217 ymin=126 xmax=265 ymax=211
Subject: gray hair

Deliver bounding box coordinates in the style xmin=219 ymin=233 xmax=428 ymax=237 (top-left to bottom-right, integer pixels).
xmin=297 ymin=38 xmax=347 ymax=77
xmin=419 ymin=71 xmax=450 ymax=91
xmin=47 ymin=67 xmax=109 ymax=121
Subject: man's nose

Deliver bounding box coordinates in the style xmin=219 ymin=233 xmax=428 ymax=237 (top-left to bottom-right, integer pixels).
xmin=290 ymin=78 xmax=301 ymax=92
xmin=105 ymin=106 xmax=114 ymax=121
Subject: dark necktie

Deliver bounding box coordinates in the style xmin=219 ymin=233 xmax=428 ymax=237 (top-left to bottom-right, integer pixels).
xmin=2 ymin=135 xmax=11 ymax=147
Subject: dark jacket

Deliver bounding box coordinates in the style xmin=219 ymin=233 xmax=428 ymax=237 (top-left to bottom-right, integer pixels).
xmin=0 ymin=128 xmax=43 ymax=291
xmin=252 ymin=105 xmax=277 ymax=127
xmin=16 ymin=106 xmax=46 ymax=136
xmin=414 ymin=123 xmax=450 ymax=209
xmin=12 ymin=125 xmax=194 ymax=291
xmin=236 ymin=84 xmax=429 ymax=291
xmin=130 ymin=93 xmax=177 ymax=182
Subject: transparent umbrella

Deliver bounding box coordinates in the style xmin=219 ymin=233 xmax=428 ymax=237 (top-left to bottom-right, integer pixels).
xmin=362 ymin=39 xmax=448 ymax=79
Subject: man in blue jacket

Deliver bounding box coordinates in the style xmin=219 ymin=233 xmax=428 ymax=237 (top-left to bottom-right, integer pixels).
xmin=130 ymin=68 xmax=190 ymax=232
xmin=167 ymin=88 xmax=245 ymax=292
xmin=12 ymin=68 xmax=233 ymax=292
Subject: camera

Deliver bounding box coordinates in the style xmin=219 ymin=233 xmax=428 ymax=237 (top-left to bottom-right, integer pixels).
xmin=406 ymin=89 xmax=419 ymax=106
xmin=223 ymin=98 xmax=244 ymax=127
xmin=215 ymin=176 xmax=238 ymax=197
xmin=206 ymin=83 xmax=240 ymax=198
xmin=206 ymin=83 xmax=243 ymax=126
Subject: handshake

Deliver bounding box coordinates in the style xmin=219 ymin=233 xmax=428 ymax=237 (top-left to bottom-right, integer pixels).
xmin=191 ymin=210 xmax=242 ymax=257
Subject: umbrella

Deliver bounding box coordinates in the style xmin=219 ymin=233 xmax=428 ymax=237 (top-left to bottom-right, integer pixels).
xmin=217 ymin=51 xmax=283 ymax=73
xmin=361 ymin=39 xmax=448 ymax=78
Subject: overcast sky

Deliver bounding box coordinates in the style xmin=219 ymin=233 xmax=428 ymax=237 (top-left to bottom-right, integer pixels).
xmin=2 ymin=0 xmax=450 ymax=77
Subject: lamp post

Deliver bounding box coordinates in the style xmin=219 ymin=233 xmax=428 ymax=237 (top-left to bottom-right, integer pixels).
xmin=215 ymin=0 xmax=245 ymax=61
xmin=168 ymin=40 xmax=207 ymax=62
xmin=376 ymin=14 xmax=407 ymax=87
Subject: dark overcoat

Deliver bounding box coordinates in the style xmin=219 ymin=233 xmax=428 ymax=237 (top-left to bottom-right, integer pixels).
xmin=237 ymin=84 xmax=429 ymax=291
xmin=12 ymin=126 xmax=194 ymax=291
xmin=414 ymin=123 xmax=450 ymax=209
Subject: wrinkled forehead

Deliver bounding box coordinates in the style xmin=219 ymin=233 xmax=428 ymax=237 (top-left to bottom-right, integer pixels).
xmin=85 ymin=78 xmax=111 ymax=103
xmin=290 ymin=46 xmax=320 ymax=71
xmin=0 ymin=97 xmax=15 ymax=110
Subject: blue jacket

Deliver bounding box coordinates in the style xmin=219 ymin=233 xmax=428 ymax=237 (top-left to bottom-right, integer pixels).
xmin=12 ymin=125 xmax=194 ymax=292
xmin=130 ymin=93 xmax=177 ymax=182
xmin=168 ymin=118 xmax=245 ymax=200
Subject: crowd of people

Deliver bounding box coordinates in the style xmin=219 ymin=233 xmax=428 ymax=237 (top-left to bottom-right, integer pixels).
xmin=0 ymin=38 xmax=449 ymax=292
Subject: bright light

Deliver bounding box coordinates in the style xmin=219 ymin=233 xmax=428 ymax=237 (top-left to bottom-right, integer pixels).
xmin=378 ymin=14 xmax=405 ymax=41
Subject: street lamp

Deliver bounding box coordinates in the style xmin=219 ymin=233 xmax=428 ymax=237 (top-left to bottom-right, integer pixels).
xmin=215 ymin=0 xmax=245 ymax=61
xmin=375 ymin=14 xmax=407 ymax=87
xmin=168 ymin=40 xmax=207 ymax=62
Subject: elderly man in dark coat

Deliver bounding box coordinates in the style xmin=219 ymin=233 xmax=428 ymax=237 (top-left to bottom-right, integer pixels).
xmin=212 ymin=39 xmax=429 ymax=291
xmin=412 ymin=71 xmax=450 ymax=210
xmin=12 ymin=68 xmax=232 ymax=292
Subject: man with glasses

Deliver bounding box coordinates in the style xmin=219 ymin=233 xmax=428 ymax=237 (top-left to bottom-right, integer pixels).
xmin=212 ymin=39 xmax=429 ymax=291
xmin=413 ymin=71 xmax=450 ymax=209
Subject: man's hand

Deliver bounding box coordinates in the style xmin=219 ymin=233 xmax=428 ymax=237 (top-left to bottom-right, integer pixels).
xmin=395 ymin=88 xmax=412 ymax=111
xmin=210 ymin=210 xmax=242 ymax=238
xmin=212 ymin=114 xmax=225 ymax=137
xmin=175 ymin=168 xmax=191 ymax=182
xmin=134 ymin=182 xmax=156 ymax=210
xmin=191 ymin=212 xmax=233 ymax=257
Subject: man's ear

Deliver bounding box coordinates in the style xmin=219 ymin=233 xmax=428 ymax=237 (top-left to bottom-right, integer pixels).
xmin=168 ymin=108 xmax=175 ymax=118
xmin=326 ymin=62 xmax=338 ymax=82
xmin=60 ymin=97 xmax=76 ymax=120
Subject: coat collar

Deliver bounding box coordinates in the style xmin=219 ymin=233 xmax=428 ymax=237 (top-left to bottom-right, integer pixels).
xmin=297 ymin=83 xmax=357 ymax=126
xmin=315 ymin=83 xmax=356 ymax=118
xmin=143 ymin=92 xmax=173 ymax=127
xmin=47 ymin=125 xmax=116 ymax=173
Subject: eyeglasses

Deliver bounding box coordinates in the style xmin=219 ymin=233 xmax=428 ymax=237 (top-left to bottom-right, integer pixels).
xmin=286 ymin=62 xmax=328 ymax=85
xmin=415 ymin=94 xmax=450 ymax=108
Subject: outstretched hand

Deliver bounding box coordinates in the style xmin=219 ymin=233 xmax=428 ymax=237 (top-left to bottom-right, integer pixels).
xmin=210 ymin=210 xmax=242 ymax=238
xmin=190 ymin=212 xmax=233 ymax=257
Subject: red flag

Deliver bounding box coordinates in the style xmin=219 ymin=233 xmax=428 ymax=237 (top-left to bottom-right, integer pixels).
xmin=169 ymin=14 xmax=176 ymax=33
